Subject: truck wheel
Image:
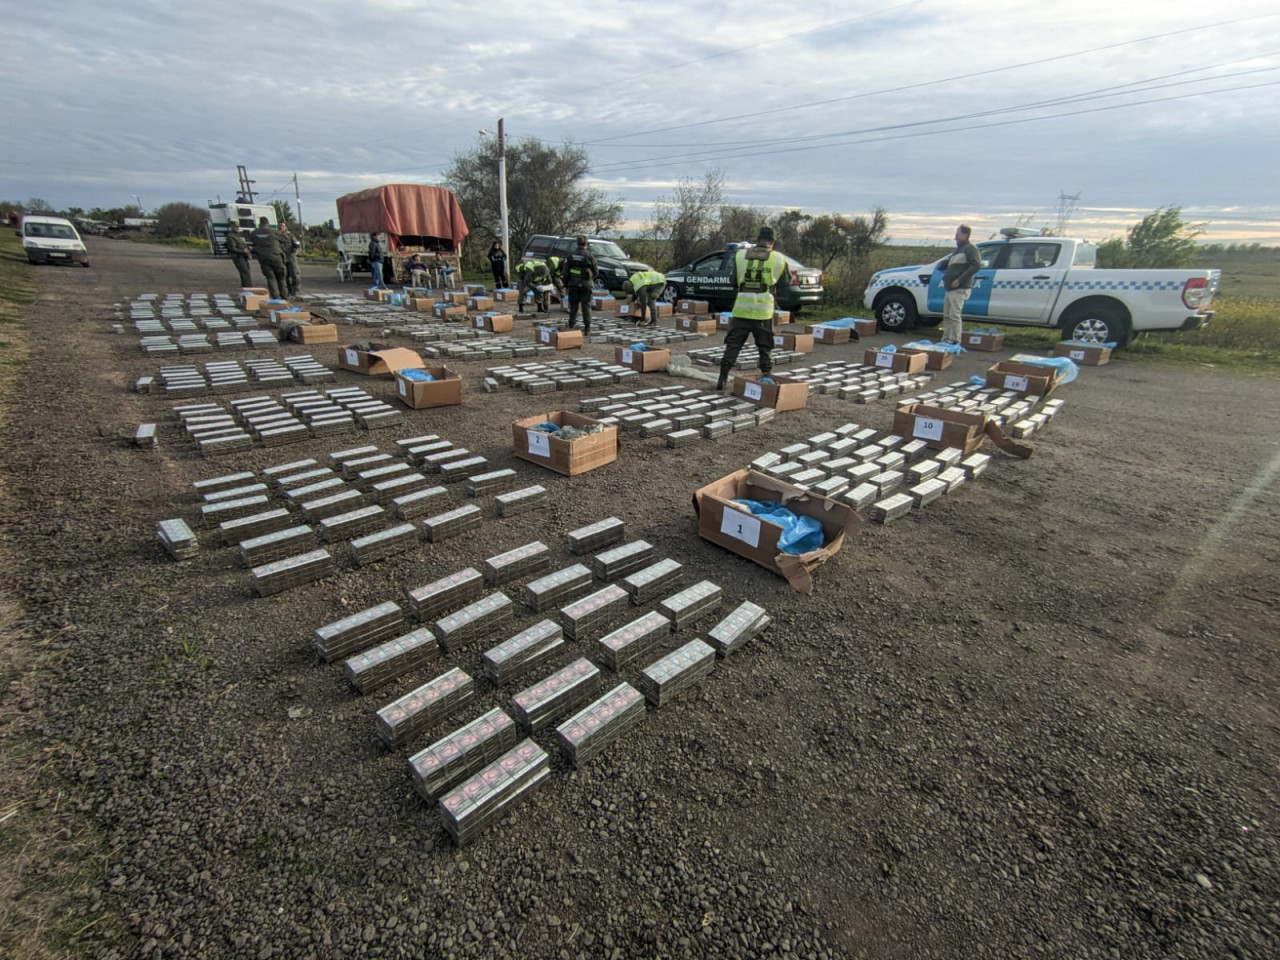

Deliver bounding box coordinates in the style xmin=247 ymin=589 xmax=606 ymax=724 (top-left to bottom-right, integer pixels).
xmin=1063 ymin=305 xmax=1130 ymax=347
xmin=875 ymin=292 xmax=917 ymax=334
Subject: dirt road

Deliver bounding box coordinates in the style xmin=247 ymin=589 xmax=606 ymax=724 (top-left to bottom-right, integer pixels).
xmin=3 ymin=238 xmax=1277 ymax=959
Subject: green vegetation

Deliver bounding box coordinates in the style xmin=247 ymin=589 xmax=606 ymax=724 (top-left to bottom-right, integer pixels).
xmin=127 ymin=234 xmax=209 ymax=250
xmin=1097 ymin=205 xmax=1203 ymax=269
xmin=0 ymin=229 xmax=36 ymax=326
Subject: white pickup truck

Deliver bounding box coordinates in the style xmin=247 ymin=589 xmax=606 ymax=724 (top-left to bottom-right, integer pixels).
xmin=863 ymin=232 xmax=1220 ymax=346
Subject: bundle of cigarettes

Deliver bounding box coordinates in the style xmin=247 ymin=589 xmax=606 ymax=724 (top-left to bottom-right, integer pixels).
xmin=495 ymin=485 xmax=547 ymax=517
xmin=483 ymin=541 xmax=552 ymax=586
xmin=596 ymin=611 xmax=673 ymax=671
xmin=251 ymin=548 xmax=335 ymax=596
xmin=619 ymin=558 xmax=685 ymax=604
xmin=637 ymin=639 xmax=716 ymax=707
xmin=438 ymin=739 xmax=549 ymax=847
xmin=556 ymin=682 xmax=647 ymax=767
xmin=510 ymin=657 xmax=602 ymax=732
xmin=421 ymin=504 xmax=482 ymax=542
xmin=239 ymin=526 xmax=316 ymax=567
xmin=705 ymin=601 xmax=771 ymax=657
xmin=406 ymin=568 xmax=484 ymax=621
xmin=156 ymin=518 xmax=198 ymax=561
xmin=408 ymin=707 xmax=519 ymax=801
xmin=434 ymin=592 xmax=514 ymax=653
xmin=869 ymin=492 xmax=914 ymax=524
xmin=375 ymin=667 xmax=475 ymax=748
xmin=590 ymin=540 xmax=655 ymax=580
xmin=344 ymin=627 xmax=439 ymax=695
xmin=313 ymin=600 xmax=405 ymax=663
xmin=567 ymin=517 xmax=625 ymax=554
xmin=559 ymin=584 xmax=630 ymax=641
xmin=657 ymin=580 xmax=723 ymax=631
xmin=523 ymin=564 xmax=595 ymax=612
xmin=482 ymin=619 xmax=565 ymax=686
xmin=350 ymin=523 xmax=419 ymax=565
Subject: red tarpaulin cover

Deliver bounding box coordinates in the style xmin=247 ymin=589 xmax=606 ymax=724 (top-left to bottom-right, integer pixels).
xmin=335 ymin=184 xmax=469 ymax=248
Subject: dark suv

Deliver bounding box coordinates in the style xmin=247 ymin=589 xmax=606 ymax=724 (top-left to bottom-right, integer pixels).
xmin=521 ymin=235 xmax=653 ymax=292
xmin=662 ymin=246 xmax=824 ymax=313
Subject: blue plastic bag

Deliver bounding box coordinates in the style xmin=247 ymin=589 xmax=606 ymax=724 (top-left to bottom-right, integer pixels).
xmin=969 ymin=326 xmax=1001 ymax=336
xmin=731 ymin=500 xmax=824 ymax=555
xmin=629 ymin=342 xmax=647 ymax=351
xmin=399 ymin=369 xmax=435 ymax=382
xmin=1063 ymin=339 xmax=1117 ymax=349
xmin=759 ymin=376 xmax=776 ymax=384
xmin=531 ymin=421 xmax=560 ymax=434
xmin=877 ymin=344 xmax=897 ymax=353
xmin=905 ymin=338 xmax=965 ymax=355
xmin=819 ymin=317 xmax=858 ymax=329
xmin=1018 ymin=356 xmax=1079 ymax=384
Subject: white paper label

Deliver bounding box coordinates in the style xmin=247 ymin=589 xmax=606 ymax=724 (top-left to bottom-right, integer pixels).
xmin=744 ymin=382 xmax=763 ymax=401
xmin=526 ymin=430 xmax=551 ymax=458
xmin=875 ymin=351 xmax=895 ymax=368
xmin=344 ymin=348 xmax=358 ymax=367
xmin=967 ymin=334 xmax=982 ymax=345
xmin=621 ymin=348 xmax=634 ymax=365
xmin=720 ymin=509 xmax=762 ymax=548
xmin=774 ymin=335 xmax=785 ymax=347
xmin=540 ymin=330 xmax=551 ymax=343
xmin=815 ymin=328 xmax=828 ymax=339
xmin=398 ymin=380 xmax=407 ymax=396
xmin=913 ymin=417 xmax=944 ymax=441
xmin=1005 ymin=374 xmax=1029 ymax=391
xmin=1069 ymin=349 xmax=1085 ymax=360
xmin=475 ymin=317 xmax=484 ymax=328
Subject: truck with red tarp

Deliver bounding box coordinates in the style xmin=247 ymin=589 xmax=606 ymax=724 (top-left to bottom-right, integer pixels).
xmin=335 ymin=184 xmax=469 ymax=284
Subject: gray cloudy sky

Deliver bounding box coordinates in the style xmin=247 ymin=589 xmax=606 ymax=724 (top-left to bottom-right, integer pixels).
xmin=4 ymin=0 xmax=1278 ymax=244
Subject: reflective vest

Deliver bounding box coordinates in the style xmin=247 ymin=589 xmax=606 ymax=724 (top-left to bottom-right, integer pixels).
xmin=548 ymin=256 xmax=562 ymax=274
xmin=629 ymin=269 xmax=665 ymax=291
xmin=732 ymin=248 xmax=787 ymax=321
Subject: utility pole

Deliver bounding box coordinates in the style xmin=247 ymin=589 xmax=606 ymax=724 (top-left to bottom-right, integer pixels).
xmin=498 ymin=118 xmax=510 ymax=269
xmin=293 ymin=172 xmax=304 ymax=253
xmin=236 ymin=165 xmax=256 ymax=203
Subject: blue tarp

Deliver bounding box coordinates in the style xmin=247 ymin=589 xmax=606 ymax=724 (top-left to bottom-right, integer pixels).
xmin=731 ymin=500 xmax=824 ymax=555
xmin=399 ymin=369 xmax=435 ymax=382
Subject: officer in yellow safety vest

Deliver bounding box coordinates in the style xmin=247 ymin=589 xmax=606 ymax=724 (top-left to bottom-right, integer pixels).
xmin=515 ymin=258 xmax=553 ymax=314
xmin=717 ymin=226 xmax=791 ymax=390
xmin=621 ymin=269 xmax=666 ymax=326
xmin=546 ymin=254 xmax=565 ymax=301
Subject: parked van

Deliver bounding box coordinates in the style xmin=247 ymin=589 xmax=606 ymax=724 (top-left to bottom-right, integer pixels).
xmin=19 ymin=215 xmax=90 ymax=267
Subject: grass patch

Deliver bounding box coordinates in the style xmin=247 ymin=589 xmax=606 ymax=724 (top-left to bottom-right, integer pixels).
xmin=123 ymin=234 xmax=209 ymax=251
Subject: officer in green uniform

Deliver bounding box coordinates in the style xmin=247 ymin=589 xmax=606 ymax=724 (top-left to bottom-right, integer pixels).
xmin=515 ymin=259 xmax=553 ymax=314
xmin=717 ymin=226 xmax=790 ymax=391
xmin=279 ymin=225 xmax=302 ymax=297
xmin=250 ymin=217 xmax=288 ymax=300
xmin=561 ymin=235 xmax=598 ymax=334
xmin=224 ymin=222 xmax=252 ymax=287
xmin=621 ymin=268 xmax=666 ymax=326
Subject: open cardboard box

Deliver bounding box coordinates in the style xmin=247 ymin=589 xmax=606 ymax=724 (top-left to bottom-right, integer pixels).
xmin=985 ymin=359 xmax=1064 ymax=397
xmin=692 ymin=469 xmax=862 ymax=594
xmin=864 ymin=348 xmax=927 ymax=374
xmin=614 ymin=345 xmax=670 ymax=372
xmin=512 ymin=410 xmax=618 ymax=476
xmin=393 ymin=366 xmax=462 ymax=409
xmin=1054 ymin=341 xmax=1112 ymax=366
xmin=892 ymin=402 xmax=1032 ymax=458
xmin=732 ymin=374 xmax=809 ymax=411
xmin=900 ymin=346 xmax=954 ymax=370
xmin=336 ymin=344 xmax=426 ymax=377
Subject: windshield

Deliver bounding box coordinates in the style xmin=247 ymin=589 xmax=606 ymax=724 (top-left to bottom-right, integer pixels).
xmin=25 ymin=222 xmax=77 ymax=240
xmin=588 ymin=240 xmax=627 ymax=259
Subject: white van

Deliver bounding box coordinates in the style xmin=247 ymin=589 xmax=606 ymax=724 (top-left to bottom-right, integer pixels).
xmin=19 ymin=215 xmax=90 ymax=267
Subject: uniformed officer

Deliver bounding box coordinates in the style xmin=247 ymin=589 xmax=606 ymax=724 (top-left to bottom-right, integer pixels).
xmin=546 ymin=253 xmax=565 ymax=303
xmin=622 ymin=268 xmax=666 ymax=326
xmin=279 ymin=224 xmax=302 ymax=297
xmin=561 ymin=235 xmax=598 ymax=334
xmin=224 ymin=222 xmax=252 ymax=287
xmin=514 ymin=258 xmax=553 ymax=314
xmin=250 ymin=217 xmax=288 ymax=300
xmin=717 ymin=226 xmax=791 ymax=391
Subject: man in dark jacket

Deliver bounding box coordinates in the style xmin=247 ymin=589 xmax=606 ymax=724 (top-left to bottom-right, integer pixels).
xmin=368 ymin=233 xmax=387 ymax=289
xmin=561 ymin=235 xmax=598 ymax=333
xmin=279 ymin=225 xmax=302 ymax=297
xmin=942 ymin=224 xmax=982 ymax=343
xmin=250 ymin=217 xmax=288 ymax=300
xmin=224 ymin=222 xmax=252 ymax=287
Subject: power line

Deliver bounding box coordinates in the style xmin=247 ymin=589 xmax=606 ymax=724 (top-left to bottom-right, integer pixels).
xmin=582 ymin=14 xmax=1275 ymax=146
xmin=587 ymin=79 xmax=1280 ymax=175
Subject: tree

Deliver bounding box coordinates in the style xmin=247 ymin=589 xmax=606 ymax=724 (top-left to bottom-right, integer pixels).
xmin=650 ymin=169 xmax=725 ymax=268
xmin=1097 ymin=206 xmax=1204 ymax=269
xmin=26 ymin=197 xmax=53 ymax=214
xmin=271 ymin=200 xmax=299 ymax=230
xmin=444 ymin=137 xmax=621 ymax=255
xmin=154 ymin=202 xmax=210 ymax=238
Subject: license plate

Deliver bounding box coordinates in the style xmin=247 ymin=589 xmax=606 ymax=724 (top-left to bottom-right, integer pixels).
xmin=801 ymin=276 xmax=815 ymax=285
xmin=49 ymin=252 xmax=68 ymax=258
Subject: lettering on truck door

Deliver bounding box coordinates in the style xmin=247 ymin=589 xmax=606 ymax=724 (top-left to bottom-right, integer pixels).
xmin=927 ymin=243 xmax=1002 ymax=317
xmin=985 ymin=241 xmax=1069 ymax=323
xmin=691 ymin=252 xmax=734 ymax=299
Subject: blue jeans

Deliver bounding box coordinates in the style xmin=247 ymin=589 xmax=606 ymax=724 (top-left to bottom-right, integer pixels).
xmin=371 ymin=259 xmax=385 ymax=288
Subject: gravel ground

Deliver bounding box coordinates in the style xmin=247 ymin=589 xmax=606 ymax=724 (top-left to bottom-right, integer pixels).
xmin=2 ymin=238 xmax=1278 ymax=960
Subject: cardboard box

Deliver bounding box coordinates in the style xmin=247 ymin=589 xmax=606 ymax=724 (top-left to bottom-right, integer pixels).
xmin=512 ymin=411 xmax=618 ymax=476
xmin=288 ymin=323 xmax=338 ymax=344
xmin=984 ymin=360 xmax=1063 ymax=397
xmin=394 ymin=367 xmax=463 ymax=409
xmin=410 ymin=297 xmax=437 ymax=312
xmin=812 ymin=325 xmax=851 ymax=345
xmin=677 ymin=316 xmax=717 ymax=334
xmin=732 ymin=375 xmax=809 ymax=411
xmin=494 ymin=289 xmax=521 ymax=302
xmin=773 ymin=332 xmax=814 ymax=354
xmin=614 ymin=346 xmax=670 ymax=372
xmin=773 ymin=311 xmax=792 ymax=324
xmin=270 ymin=308 xmax=310 ymax=326
xmin=900 ymin=346 xmax=953 ymax=370
xmin=678 ymin=299 xmax=710 ymax=315
xmin=1054 ymin=341 xmax=1113 ymax=365
xmin=863 ymin=348 xmax=927 ymax=374
xmin=692 ymin=469 xmax=862 ymax=595
xmin=591 ymin=295 xmax=617 ymax=310
xmin=467 ymin=296 xmax=495 ymax=311
xmin=536 ymin=328 xmax=583 ymax=350
xmin=240 ymin=287 xmax=269 ymax=299
xmin=257 ymin=299 xmax=291 ymax=318
xmin=433 ymin=303 xmax=467 ymax=319
xmin=716 ymin=313 xmax=732 ymax=330
xmin=656 ymin=303 xmax=674 ymax=318
xmin=965 ymin=330 xmax=1005 ymax=351
xmin=616 ymin=302 xmax=639 ymax=318
xmin=852 ymin=318 xmax=878 ymax=339
xmin=446 ymin=292 xmax=468 ymax=305
xmin=473 ymin=313 xmax=514 ymax=333
xmin=337 ymin=345 xmax=426 ymax=377
xmin=892 ymin=402 xmax=1032 ymax=459
xmin=242 ymin=294 xmax=268 ymax=313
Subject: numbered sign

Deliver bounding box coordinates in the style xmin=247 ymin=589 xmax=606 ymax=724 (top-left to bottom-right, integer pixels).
xmin=744 ymin=382 xmax=764 ymax=401
xmin=475 ymin=317 xmax=485 ymax=328
xmin=344 ymin=348 xmax=359 ymax=367
xmin=540 ymin=330 xmax=551 ymax=343
xmin=967 ymin=334 xmax=983 ymax=345
xmin=1005 ymin=374 xmax=1029 ymax=392
xmin=621 ymin=348 xmax=634 ymax=365
xmin=912 ymin=417 xmax=944 ymax=442
xmin=1069 ymin=349 xmax=1085 ymax=361
xmin=526 ymin=430 xmax=551 ymax=458
xmin=398 ymin=380 xmax=407 ymax=396
xmin=720 ymin=509 xmax=762 ymax=548
xmin=774 ymin=335 xmax=785 ymax=347
xmin=875 ymin=351 xmax=895 ymax=368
